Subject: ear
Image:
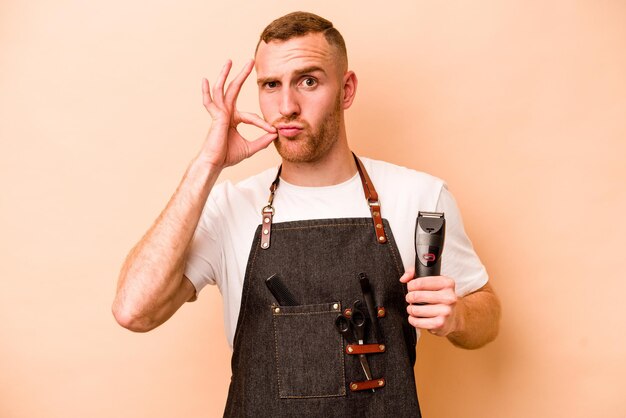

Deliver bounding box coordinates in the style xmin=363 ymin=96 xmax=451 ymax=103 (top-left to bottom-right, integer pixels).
xmin=341 ymin=71 xmax=358 ymax=109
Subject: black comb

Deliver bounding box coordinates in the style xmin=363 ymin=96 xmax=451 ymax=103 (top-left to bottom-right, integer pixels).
xmin=265 ymin=274 xmax=299 ymax=306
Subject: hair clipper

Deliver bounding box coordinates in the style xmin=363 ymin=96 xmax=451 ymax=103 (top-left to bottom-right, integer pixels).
xmin=414 ymin=212 xmax=445 ymax=277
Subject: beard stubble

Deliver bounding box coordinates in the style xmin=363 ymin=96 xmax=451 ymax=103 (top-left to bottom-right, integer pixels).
xmin=273 ymin=92 xmax=342 ymax=163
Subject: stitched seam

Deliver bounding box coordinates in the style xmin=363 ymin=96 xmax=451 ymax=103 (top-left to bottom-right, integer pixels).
xmin=274 ymin=222 xmax=370 ymax=231
xmin=273 ymin=310 xmax=338 ymax=317
xmin=339 ymin=331 xmax=347 ymax=396
xmin=273 ymin=307 xmax=346 ymax=399
xmin=279 ymin=394 xmax=346 ymax=399
xmin=272 ymin=308 xmax=283 ymax=397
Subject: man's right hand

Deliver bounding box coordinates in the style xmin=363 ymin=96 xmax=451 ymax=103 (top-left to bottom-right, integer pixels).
xmin=199 ymin=59 xmax=277 ymax=170
xmin=113 ymin=60 xmax=275 ymax=333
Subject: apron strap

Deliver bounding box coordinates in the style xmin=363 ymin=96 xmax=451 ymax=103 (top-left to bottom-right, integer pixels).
xmin=353 ymin=153 xmax=388 ymax=244
xmin=260 ymin=154 xmax=388 ymax=250
xmin=260 ymin=166 xmax=281 ymax=249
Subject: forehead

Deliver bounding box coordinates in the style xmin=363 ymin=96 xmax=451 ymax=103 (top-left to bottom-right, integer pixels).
xmin=255 ymin=33 xmax=339 ymax=78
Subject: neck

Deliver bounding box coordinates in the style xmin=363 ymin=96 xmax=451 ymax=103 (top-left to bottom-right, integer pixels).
xmin=280 ymin=141 xmax=357 ymax=187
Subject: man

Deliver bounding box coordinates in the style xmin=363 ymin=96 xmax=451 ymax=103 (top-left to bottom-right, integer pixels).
xmin=113 ymin=11 xmax=500 ymax=417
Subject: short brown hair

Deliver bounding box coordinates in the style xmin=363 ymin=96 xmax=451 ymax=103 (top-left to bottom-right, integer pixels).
xmin=256 ymin=11 xmax=348 ymax=65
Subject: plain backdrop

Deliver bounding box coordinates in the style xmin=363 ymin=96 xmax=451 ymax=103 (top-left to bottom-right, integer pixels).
xmin=1 ymin=1 xmax=625 ymax=417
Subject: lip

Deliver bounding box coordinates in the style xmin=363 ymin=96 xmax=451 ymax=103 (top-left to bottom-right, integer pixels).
xmin=277 ymin=125 xmax=304 ymax=138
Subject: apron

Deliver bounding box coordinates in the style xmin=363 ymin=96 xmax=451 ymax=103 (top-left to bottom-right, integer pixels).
xmin=223 ymin=155 xmax=422 ymax=417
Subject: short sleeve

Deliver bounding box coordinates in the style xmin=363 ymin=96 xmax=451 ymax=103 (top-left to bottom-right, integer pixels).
xmin=435 ymin=185 xmax=489 ymax=296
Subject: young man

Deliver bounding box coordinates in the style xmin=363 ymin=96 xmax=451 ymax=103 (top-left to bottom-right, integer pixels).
xmin=113 ymin=12 xmax=500 ymax=417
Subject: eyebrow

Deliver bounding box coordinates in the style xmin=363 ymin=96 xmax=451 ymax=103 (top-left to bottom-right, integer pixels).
xmin=257 ymin=66 xmax=326 ymax=86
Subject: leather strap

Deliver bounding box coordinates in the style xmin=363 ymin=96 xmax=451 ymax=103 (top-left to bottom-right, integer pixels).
xmin=344 ymin=306 xmax=386 ymax=318
xmin=349 ymin=378 xmax=386 ymax=392
xmin=345 ymin=343 xmax=386 ymax=355
xmin=260 ymin=154 xmax=388 ymax=250
xmin=353 ymin=154 xmax=387 ymax=244
xmin=261 ymin=166 xmax=281 ymax=250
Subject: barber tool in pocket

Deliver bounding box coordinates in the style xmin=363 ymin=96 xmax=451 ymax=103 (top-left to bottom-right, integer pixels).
xmin=335 ymin=301 xmax=386 ymax=392
xmin=265 ymin=273 xmax=299 ymax=306
xmin=265 ymin=274 xmax=348 ymax=398
xmin=358 ymin=273 xmax=385 ymax=343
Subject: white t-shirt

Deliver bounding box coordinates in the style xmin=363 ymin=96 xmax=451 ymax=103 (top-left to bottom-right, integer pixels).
xmin=185 ymin=157 xmax=488 ymax=348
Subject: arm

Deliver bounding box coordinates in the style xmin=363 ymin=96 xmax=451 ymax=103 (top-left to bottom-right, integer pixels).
xmin=400 ymin=272 xmax=501 ymax=349
xmin=112 ymin=60 xmax=277 ymax=332
xmin=447 ymin=281 xmax=500 ymax=348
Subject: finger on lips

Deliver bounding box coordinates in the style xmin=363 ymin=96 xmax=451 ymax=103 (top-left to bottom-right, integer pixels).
xmin=238 ymin=112 xmax=276 ymax=132
xmin=247 ymin=133 xmax=278 ymax=154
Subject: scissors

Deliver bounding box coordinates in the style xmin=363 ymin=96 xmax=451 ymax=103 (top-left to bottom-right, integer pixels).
xmin=335 ymin=301 xmax=373 ymax=382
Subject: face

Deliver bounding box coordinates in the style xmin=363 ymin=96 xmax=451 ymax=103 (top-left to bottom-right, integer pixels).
xmin=255 ymin=33 xmax=353 ymax=163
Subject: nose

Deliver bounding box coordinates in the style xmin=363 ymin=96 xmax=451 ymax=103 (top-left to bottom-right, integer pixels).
xmin=279 ymin=88 xmax=300 ymax=118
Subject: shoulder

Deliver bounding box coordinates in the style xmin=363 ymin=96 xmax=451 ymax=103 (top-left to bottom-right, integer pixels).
xmin=359 ymin=156 xmax=445 ymax=205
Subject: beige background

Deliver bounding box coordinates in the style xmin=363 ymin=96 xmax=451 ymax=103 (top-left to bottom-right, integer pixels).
xmin=1 ymin=1 xmax=625 ymax=417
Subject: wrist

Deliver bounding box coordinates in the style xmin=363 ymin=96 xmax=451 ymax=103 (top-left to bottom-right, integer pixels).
xmin=447 ymin=298 xmax=467 ymax=338
xmin=185 ymin=155 xmax=223 ymax=192
xmin=191 ymin=153 xmax=223 ymax=176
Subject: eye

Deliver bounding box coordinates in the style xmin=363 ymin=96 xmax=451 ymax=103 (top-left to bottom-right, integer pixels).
xmin=301 ymin=77 xmax=317 ymax=88
xmin=264 ymin=81 xmax=278 ymax=89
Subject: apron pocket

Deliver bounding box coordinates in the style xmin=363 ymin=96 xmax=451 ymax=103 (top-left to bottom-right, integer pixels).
xmin=271 ymin=302 xmax=345 ymax=398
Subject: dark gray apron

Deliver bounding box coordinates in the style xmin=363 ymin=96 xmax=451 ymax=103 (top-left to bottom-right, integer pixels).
xmin=223 ymin=156 xmax=422 ymax=417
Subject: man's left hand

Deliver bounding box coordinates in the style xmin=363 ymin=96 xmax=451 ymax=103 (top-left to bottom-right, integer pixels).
xmin=399 ymin=269 xmax=465 ymax=337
